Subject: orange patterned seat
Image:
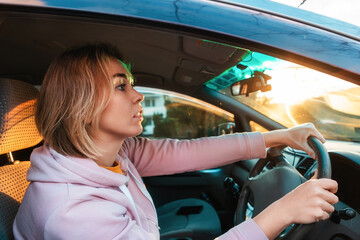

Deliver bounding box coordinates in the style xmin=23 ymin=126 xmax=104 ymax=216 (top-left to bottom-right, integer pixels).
xmin=0 ymin=79 xmax=42 ymax=240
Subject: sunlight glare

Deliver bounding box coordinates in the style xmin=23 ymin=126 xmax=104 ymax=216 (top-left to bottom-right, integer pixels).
xmin=257 ymin=63 xmax=357 ymax=106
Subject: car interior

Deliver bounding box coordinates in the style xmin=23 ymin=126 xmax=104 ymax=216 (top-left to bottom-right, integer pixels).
xmin=0 ymin=5 xmax=359 ymax=240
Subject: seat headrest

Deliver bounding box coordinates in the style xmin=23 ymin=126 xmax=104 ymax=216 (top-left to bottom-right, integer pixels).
xmin=0 ymin=79 xmax=43 ymax=155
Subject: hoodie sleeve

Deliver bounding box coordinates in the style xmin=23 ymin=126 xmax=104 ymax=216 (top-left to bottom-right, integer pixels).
xmin=217 ymin=219 xmax=269 ymax=240
xmin=122 ymin=132 xmax=266 ymax=177
xmin=44 ymin=199 xmax=158 ymax=240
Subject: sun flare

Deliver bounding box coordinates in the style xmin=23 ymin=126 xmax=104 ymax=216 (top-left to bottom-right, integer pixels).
xmin=257 ymin=63 xmax=357 ymax=106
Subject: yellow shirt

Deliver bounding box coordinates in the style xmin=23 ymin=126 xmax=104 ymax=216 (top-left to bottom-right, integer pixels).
xmin=100 ymin=161 xmax=123 ymax=174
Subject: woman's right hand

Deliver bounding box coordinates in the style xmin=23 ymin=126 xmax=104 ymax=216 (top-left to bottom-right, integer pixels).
xmin=278 ymin=178 xmax=338 ymax=224
xmin=253 ymin=178 xmax=338 ymax=239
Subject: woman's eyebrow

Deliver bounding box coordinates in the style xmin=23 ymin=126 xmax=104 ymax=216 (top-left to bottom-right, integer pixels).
xmin=112 ymin=73 xmax=127 ymax=79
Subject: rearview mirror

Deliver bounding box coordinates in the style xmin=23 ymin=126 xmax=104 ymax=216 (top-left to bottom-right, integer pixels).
xmin=230 ymin=72 xmax=272 ymax=97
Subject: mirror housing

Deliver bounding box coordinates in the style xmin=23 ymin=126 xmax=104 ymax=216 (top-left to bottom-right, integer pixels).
xmin=230 ymin=71 xmax=272 ymax=97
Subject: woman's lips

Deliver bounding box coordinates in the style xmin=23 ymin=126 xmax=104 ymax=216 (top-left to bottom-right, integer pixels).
xmin=133 ymin=111 xmax=143 ymax=121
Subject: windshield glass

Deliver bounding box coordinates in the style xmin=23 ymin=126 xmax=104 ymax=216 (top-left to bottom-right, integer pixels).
xmin=271 ymin=0 xmax=360 ymax=26
xmin=205 ymin=50 xmax=360 ymax=142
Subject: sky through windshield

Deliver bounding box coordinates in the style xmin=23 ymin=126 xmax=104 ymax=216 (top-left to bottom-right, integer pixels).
xmin=272 ymin=0 xmax=360 ymax=26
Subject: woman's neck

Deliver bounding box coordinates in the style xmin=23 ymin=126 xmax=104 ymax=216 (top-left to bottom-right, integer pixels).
xmin=94 ymin=138 xmax=125 ymax=167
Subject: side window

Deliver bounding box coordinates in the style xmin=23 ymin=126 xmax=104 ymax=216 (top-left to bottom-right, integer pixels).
xmin=249 ymin=121 xmax=269 ymax=133
xmin=137 ymin=87 xmax=234 ymax=139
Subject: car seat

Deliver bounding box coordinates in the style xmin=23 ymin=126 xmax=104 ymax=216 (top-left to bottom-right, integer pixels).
xmin=0 ymin=78 xmax=42 ymax=240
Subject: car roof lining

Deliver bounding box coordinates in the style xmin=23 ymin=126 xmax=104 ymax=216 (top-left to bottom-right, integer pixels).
xmin=0 ymin=12 xmax=246 ymax=95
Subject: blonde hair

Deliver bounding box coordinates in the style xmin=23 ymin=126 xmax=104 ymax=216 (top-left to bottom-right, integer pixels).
xmin=36 ymin=43 xmax=129 ymax=159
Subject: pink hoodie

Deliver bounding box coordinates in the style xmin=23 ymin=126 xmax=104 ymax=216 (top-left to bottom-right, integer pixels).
xmin=13 ymin=133 xmax=269 ymax=240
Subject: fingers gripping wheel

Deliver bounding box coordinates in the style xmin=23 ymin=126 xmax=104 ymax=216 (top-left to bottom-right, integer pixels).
xmin=236 ymin=137 xmax=331 ymax=239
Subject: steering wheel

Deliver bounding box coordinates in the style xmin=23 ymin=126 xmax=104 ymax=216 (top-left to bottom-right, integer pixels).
xmin=235 ymin=136 xmax=332 ymax=239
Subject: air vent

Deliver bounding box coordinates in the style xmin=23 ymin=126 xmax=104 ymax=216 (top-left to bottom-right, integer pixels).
xmin=296 ymin=157 xmax=315 ymax=176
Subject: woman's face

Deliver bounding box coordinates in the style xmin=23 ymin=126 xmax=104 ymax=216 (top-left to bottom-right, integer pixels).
xmin=96 ymin=58 xmax=144 ymax=142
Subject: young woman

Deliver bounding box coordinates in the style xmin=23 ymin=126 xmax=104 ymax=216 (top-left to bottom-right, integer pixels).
xmin=13 ymin=43 xmax=338 ymax=240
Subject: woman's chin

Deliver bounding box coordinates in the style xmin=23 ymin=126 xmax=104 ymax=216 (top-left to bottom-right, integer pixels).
xmin=135 ymin=126 xmax=143 ymax=136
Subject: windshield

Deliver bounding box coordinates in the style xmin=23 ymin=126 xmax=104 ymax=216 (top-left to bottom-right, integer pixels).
xmin=272 ymin=0 xmax=360 ymax=26
xmin=205 ymin=50 xmax=360 ymax=142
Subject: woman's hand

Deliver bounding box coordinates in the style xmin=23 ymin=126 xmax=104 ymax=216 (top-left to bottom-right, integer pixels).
xmin=253 ymin=178 xmax=338 ymax=239
xmin=263 ymin=123 xmax=326 ymax=159
xmin=278 ymin=178 xmax=338 ymax=224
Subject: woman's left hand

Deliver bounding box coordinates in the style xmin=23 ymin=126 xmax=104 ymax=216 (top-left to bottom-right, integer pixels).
xmin=263 ymin=123 xmax=326 ymax=159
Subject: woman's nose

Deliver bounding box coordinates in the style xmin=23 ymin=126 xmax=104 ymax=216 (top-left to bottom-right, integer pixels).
xmin=132 ymin=88 xmax=144 ymax=103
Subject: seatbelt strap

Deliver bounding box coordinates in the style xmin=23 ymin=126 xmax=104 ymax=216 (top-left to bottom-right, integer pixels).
xmin=127 ymin=167 xmax=157 ymax=214
xmin=119 ymin=184 xmax=142 ymax=227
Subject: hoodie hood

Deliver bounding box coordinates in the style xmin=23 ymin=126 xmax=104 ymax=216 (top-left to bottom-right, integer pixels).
xmin=27 ymin=144 xmax=129 ymax=188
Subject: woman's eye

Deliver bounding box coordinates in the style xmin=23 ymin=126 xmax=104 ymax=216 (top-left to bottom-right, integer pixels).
xmin=116 ymin=84 xmax=126 ymax=91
